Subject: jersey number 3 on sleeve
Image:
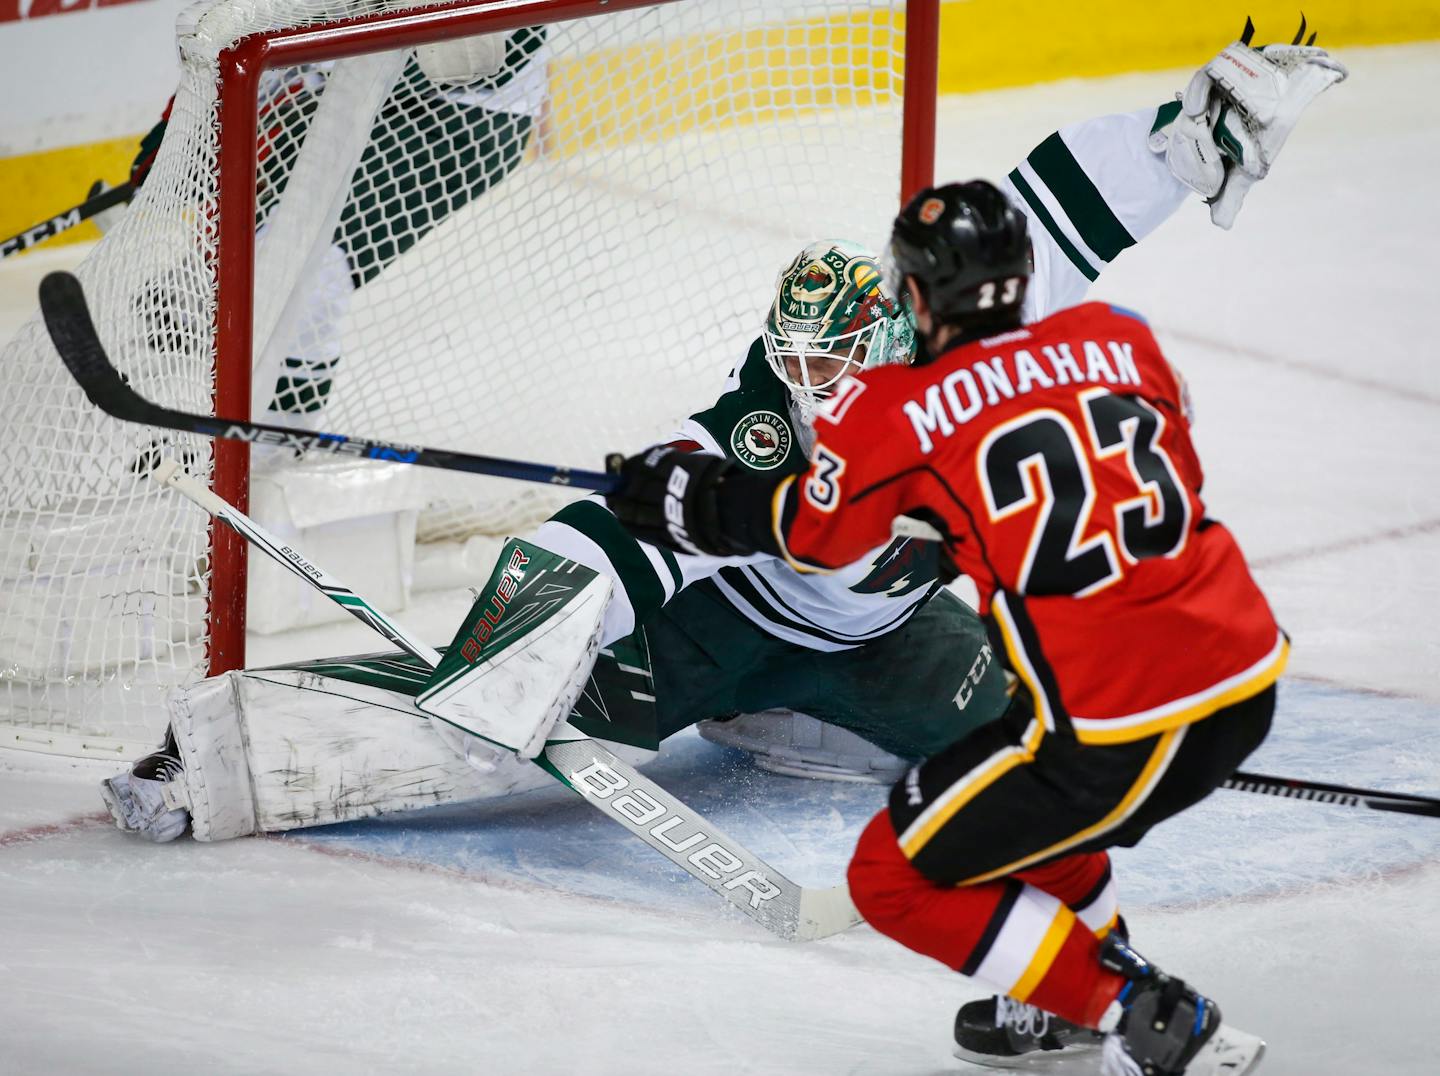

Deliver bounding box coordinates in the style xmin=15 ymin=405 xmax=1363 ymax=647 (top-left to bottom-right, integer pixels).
xmin=979 ymin=388 xmax=1190 ymax=597
xmin=804 ymin=446 xmax=847 ymax=512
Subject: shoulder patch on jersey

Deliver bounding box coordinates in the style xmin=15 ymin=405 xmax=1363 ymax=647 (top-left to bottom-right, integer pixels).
xmin=849 ymin=537 xmax=939 ymax=598
xmin=815 ymin=374 xmax=866 ymax=425
xmin=730 ymin=410 xmax=793 ymax=470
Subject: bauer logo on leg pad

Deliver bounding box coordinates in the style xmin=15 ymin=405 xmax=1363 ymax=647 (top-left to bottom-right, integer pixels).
xmin=418 ymin=539 xmax=612 ymax=758
xmin=459 ymin=544 xmax=532 ymax=661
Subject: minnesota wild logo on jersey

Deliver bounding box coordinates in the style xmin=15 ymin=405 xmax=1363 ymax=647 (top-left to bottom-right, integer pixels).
xmin=730 ymin=410 xmax=793 ymax=470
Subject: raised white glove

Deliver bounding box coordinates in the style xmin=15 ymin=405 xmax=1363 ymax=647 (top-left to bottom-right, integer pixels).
xmin=1162 ymin=18 xmax=1348 ymax=229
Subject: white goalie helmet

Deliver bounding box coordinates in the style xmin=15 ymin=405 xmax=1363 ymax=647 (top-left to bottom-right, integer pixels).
xmin=762 ymin=239 xmax=915 ymax=430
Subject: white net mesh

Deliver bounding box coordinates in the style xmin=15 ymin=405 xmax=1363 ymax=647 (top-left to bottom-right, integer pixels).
xmin=0 ymin=0 xmax=922 ymax=758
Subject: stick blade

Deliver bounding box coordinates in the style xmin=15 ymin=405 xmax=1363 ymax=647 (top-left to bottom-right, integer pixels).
xmin=1365 ymin=796 xmax=1440 ymax=819
xmin=794 ymin=884 xmax=864 ymax=941
xmin=38 ymin=270 xmax=146 ymax=422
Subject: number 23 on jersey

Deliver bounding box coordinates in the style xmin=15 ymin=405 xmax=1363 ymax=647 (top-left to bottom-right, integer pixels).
xmin=979 ymin=386 xmax=1192 ymax=597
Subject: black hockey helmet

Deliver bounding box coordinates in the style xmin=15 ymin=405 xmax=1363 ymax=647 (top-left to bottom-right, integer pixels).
xmin=883 ymin=180 xmax=1030 ymax=339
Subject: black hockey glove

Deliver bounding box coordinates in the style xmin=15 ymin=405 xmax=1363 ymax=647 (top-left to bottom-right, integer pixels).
xmin=607 ymin=447 xmax=778 ymax=558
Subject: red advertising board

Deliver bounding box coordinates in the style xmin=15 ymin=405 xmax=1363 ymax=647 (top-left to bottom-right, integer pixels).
xmin=1 ymin=0 xmax=151 ymax=24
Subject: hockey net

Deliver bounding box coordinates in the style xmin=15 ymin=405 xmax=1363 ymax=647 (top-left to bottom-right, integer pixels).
xmin=0 ymin=0 xmax=935 ymax=759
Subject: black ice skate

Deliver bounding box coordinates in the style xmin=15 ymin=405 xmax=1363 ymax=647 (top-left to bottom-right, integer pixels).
xmin=1097 ymin=934 xmax=1264 ymax=1076
xmin=953 ymin=995 xmax=1103 ymax=1070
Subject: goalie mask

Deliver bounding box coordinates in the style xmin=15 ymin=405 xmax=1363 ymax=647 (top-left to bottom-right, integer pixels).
xmin=763 ymin=241 xmax=914 ymax=430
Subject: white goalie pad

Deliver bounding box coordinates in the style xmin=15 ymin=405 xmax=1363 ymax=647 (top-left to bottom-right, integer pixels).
xmin=168 ymin=667 xmax=545 ymax=842
xmin=167 ymin=661 xmax=659 ymax=842
xmin=417 ymin=542 xmax=613 ymax=759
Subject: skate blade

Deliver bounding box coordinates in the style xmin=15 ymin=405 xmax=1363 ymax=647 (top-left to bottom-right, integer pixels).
xmin=1187 ymin=1024 xmax=1266 ymax=1076
xmin=953 ymin=1043 xmax=1103 ymax=1073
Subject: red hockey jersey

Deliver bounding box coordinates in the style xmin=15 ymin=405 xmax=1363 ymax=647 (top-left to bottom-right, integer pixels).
xmin=776 ymin=302 xmax=1286 ymax=744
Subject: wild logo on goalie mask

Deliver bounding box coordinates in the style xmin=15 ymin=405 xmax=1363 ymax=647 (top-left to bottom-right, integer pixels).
xmin=569 ymin=759 xmax=784 ymax=910
xmin=459 ymin=545 xmax=531 ymax=662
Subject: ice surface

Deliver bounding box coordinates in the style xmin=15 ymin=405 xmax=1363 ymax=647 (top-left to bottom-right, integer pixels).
xmin=3 ymin=42 xmax=1439 ymax=1076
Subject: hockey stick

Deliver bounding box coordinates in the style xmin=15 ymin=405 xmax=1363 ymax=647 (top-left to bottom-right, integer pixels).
xmin=2 ymin=183 xmax=134 ymax=260
xmin=1224 ymin=771 xmax=1440 ymax=819
xmin=38 ymin=271 xmax=619 ymax=492
xmin=152 ymin=457 xmax=860 ymax=941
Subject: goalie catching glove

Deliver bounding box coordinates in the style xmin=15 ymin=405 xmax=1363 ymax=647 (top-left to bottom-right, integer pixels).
xmin=1159 ymin=16 xmax=1348 ymax=229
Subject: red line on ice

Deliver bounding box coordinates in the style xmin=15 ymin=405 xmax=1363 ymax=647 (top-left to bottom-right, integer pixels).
xmin=1250 ymin=516 xmax=1440 ymax=571
xmin=0 ymin=810 xmax=109 ymax=847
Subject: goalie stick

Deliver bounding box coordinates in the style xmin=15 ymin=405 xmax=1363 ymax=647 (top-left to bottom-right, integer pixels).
xmin=151 ymin=457 xmax=861 ymax=942
xmin=39 ymin=270 xmax=951 ymax=543
xmin=2 ymin=183 xmax=134 ymax=261
xmin=39 ymin=271 xmax=619 ymax=492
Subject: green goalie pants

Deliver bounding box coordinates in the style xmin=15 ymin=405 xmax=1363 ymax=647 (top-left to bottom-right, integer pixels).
xmin=627 ymin=581 xmax=1012 ymax=760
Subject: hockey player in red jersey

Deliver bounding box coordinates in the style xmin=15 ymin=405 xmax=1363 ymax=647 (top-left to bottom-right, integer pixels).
xmin=606 ymin=182 xmax=1281 ymax=1076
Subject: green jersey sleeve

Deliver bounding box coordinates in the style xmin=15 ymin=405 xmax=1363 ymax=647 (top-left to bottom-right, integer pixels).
xmin=676 ymin=338 xmax=808 ymax=478
xmin=529 ymin=339 xmax=806 ymax=644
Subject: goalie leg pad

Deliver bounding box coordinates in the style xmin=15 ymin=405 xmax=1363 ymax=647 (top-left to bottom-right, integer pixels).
xmin=418 ymin=539 xmax=613 ymax=758
xmin=168 ymin=667 xmax=549 ymax=841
